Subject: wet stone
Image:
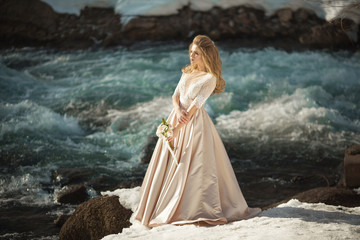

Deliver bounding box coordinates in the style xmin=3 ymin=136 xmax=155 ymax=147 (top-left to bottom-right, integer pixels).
xmin=52 ymin=168 xmax=94 ymax=186
xmin=56 ymin=184 xmax=89 ymax=205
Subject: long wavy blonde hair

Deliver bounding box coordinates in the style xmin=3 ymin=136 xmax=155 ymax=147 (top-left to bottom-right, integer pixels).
xmin=182 ymin=35 xmax=225 ymax=94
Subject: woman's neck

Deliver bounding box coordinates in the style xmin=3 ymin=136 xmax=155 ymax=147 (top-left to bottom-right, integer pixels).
xmin=197 ymin=65 xmax=206 ymax=72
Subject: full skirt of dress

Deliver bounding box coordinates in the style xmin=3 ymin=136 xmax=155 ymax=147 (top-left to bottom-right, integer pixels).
xmin=134 ymin=107 xmax=260 ymax=227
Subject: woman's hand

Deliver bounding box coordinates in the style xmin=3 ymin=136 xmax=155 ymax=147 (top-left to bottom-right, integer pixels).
xmin=167 ymin=126 xmax=180 ymax=143
xmin=176 ymin=108 xmax=189 ymax=124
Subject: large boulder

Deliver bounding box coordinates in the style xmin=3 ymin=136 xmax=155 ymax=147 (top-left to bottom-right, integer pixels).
xmin=59 ymin=195 xmax=132 ymax=240
xmin=56 ymin=184 xmax=89 ymax=204
xmin=0 ymin=0 xmax=57 ymax=43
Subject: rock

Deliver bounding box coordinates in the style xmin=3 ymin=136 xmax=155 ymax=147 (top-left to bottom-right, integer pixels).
xmin=0 ymin=0 xmax=57 ymax=32
xmin=53 ymin=168 xmax=94 ymax=186
xmin=276 ymin=8 xmax=293 ymax=23
xmin=344 ymin=145 xmax=360 ymax=188
xmin=0 ymin=203 xmax=60 ymax=237
xmin=299 ymin=18 xmax=356 ymax=49
xmin=294 ymin=8 xmax=310 ymax=22
xmin=63 ymin=100 xmax=111 ymax=130
xmin=116 ymin=180 xmax=142 ymax=189
xmin=56 ymin=184 xmax=89 ymax=204
xmin=54 ymin=215 xmax=71 ymax=228
xmin=263 ymin=186 xmax=360 ymax=210
xmin=209 ymin=29 xmax=221 ymax=40
xmin=103 ymin=31 xmax=123 ymax=47
xmin=0 ymin=0 xmax=58 ymax=48
xmin=88 ymin=174 xmax=142 ymax=193
xmin=59 ymin=195 xmax=132 ymax=240
xmin=141 ymin=136 xmax=158 ymax=163
xmin=88 ymin=174 xmax=122 ymax=193
xmin=345 ymin=145 xmax=360 ymax=155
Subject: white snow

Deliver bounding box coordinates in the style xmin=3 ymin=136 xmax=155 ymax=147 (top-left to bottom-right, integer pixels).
xmin=41 ymin=0 xmax=118 ymax=15
xmin=101 ymin=187 xmax=360 ymax=240
xmin=41 ymin=0 xmax=360 ymax=24
xmin=101 ymin=187 xmax=141 ymax=212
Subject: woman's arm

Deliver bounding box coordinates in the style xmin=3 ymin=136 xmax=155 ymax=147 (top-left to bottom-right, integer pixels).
xmin=167 ymin=105 xmax=197 ymax=142
xmin=172 ymin=94 xmax=189 ymax=124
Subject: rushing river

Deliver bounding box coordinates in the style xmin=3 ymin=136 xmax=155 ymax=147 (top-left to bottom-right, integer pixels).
xmin=1 ymin=43 xmax=360 ymax=239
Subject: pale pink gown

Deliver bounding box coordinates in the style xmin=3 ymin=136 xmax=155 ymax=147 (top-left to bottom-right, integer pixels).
xmin=134 ymin=70 xmax=261 ymax=227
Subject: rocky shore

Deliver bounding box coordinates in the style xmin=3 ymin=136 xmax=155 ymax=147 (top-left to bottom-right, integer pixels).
xmin=54 ymin=145 xmax=360 ymax=240
xmin=1 ymin=0 xmax=359 ymax=50
xmin=57 ymin=186 xmax=360 ymax=240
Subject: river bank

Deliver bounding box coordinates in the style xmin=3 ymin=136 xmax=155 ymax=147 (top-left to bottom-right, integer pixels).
xmin=58 ymin=144 xmax=360 ymax=239
xmin=0 ymin=0 xmax=359 ymax=50
xmin=57 ymin=185 xmax=360 ymax=240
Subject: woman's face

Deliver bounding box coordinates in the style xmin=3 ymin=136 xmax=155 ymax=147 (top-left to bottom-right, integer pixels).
xmin=189 ymin=44 xmax=204 ymax=70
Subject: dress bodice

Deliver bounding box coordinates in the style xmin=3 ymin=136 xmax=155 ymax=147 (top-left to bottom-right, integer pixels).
xmin=173 ymin=70 xmax=216 ymax=110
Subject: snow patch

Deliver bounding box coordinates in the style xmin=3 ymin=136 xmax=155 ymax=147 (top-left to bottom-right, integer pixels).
xmin=101 ymin=187 xmax=360 ymax=240
xmin=41 ymin=0 xmax=360 ymax=24
xmin=101 ymin=186 xmax=141 ymax=212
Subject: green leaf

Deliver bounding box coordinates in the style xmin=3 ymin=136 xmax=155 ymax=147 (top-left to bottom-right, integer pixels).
xmin=162 ymin=118 xmax=167 ymax=125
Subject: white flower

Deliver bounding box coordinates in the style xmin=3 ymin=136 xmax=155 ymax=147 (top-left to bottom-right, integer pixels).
xmin=156 ymin=118 xmax=174 ymax=140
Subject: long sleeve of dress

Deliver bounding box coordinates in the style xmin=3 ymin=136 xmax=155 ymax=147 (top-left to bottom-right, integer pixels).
xmin=189 ymin=76 xmax=216 ymax=109
xmin=173 ymin=73 xmax=184 ymax=98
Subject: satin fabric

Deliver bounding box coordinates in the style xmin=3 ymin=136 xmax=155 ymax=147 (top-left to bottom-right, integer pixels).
xmin=134 ymin=106 xmax=260 ymax=227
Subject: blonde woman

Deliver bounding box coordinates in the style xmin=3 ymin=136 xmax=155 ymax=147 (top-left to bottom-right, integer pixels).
xmin=134 ymin=35 xmax=261 ymax=227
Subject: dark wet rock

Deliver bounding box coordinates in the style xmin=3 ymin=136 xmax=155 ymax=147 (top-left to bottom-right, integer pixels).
xmin=116 ymin=180 xmax=142 ymax=189
xmin=263 ymin=186 xmax=360 ymax=210
xmin=0 ymin=0 xmax=122 ymax=49
xmin=87 ymin=174 xmax=123 ymax=193
xmin=63 ymin=100 xmax=111 ymax=130
xmin=53 ymin=168 xmax=94 ymax=186
xmin=344 ymin=145 xmax=360 ymax=188
xmin=276 ymin=8 xmax=293 ymax=24
xmin=59 ymin=195 xmax=132 ymax=240
xmin=56 ymin=184 xmax=89 ymax=204
xmin=54 ymin=215 xmax=71 ymax=228
xmin=0 ymin=0 xmax=58 ymax=46
xmin=141 ymin=136 xmax=158 ymax=163
xmin=345 ymin=144 xmax=360 ymax=156
xmin=290 ymin=173 xmax=330 ymax=187
xmin=300 ymin=18 xmax=357 ymax=49
xmin=89 ymin=174 xmax=142 ymax=193
xmin=0 ymin=202 xmax=61 ymax=237
xmin=0 ymin=144 xmax=43 ymax=169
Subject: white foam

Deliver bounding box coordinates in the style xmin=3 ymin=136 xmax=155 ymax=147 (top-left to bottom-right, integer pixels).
xmin=215 ymin=87 xmax=360 ymax=145
xmin=0 ymin=100 xmax=84 ymax=138
xmin=100 ymin=187 xmax=360 ymax=240
xmin=0 ymin=170 xmax=53 ymax=206
xmin=105 ymin=96 xmax=173 ymax=134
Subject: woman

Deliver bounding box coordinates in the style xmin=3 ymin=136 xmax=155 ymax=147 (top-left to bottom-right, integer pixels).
xmin=134 ymin=35 xmax=261 ymax=227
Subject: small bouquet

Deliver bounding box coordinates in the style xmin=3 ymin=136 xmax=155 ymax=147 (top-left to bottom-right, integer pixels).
xmin=156 ymin=118 xmax=178 ymax=165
